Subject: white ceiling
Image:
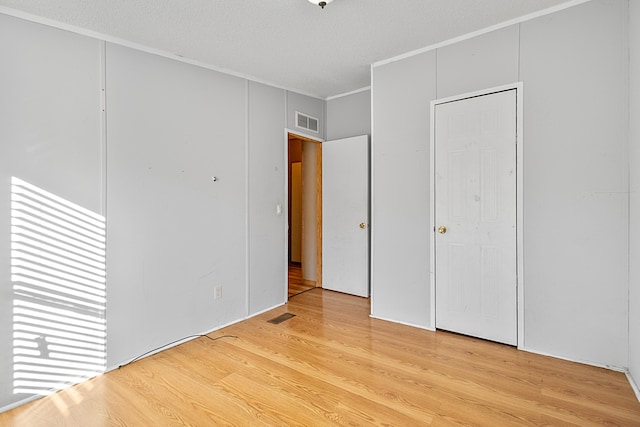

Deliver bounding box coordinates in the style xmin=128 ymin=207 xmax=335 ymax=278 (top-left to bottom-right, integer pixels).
xmin=0 ymin=0 xmax=577 ymax=99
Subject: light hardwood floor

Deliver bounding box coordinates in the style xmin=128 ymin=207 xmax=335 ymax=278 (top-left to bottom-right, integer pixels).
xmin=1 ymin=289 xmax=639 ymax=426
xmin=288 ymin=263 xmax=315 ymax=297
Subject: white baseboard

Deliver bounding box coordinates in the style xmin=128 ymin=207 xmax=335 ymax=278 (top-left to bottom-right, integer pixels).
xmin=1 ymin=394 xmax=42 ymax=414
xmin=6 ymin=302 xmax=638 ymax=413
xmin=627 ymin=371 xmax=640 ymax=402
xmin=2 ymin=301 xmax=288 ymax=414
xmin=519 ymin=346 xmax=640 ymax=403
xmin=106 ymin=301 xmax=287 ymax=372
xmin=363 ymin=319 xmax=639 ymax=403
xmin=248 ymin=302 xmax=287 ymax=317
xmin=518 ymin=346 xmax=626 ymax=373
xmin=369 ymin=314 xmax=435 ymax=331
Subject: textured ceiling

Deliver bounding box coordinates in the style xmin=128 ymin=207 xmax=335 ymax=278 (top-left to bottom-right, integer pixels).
xmin=0 ymin=0 xmax=577 ymax=98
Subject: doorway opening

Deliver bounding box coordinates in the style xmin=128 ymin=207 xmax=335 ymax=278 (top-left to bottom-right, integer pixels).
xmin=287 ymin=132 xmax=322 ymax=298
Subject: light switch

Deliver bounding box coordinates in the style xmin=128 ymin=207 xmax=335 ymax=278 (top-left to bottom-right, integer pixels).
xmin=276 ymin=204 xmax=282 ymax=215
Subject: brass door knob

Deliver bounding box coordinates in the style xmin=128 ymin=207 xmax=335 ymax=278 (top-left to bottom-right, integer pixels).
xmin=360 ymin=223 xmax=367 ymax=229
xmin=438 ymin=226 xmax=447 ymax=234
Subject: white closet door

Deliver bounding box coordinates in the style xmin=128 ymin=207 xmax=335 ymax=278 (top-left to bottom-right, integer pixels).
xmin=435 ymin=90 xmax=517 ymax=345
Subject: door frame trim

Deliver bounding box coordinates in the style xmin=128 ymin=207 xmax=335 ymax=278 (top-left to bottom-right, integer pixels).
xmin=429 ymin=82 xmax=524 ymax=349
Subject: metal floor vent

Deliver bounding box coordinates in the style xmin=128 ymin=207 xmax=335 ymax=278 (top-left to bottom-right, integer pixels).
xmin=268 ymin=313 xmax=296 ymax=324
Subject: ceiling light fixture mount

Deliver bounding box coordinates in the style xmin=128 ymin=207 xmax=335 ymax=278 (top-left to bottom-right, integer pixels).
xmin=308 ymin=0 xmax=333 ymax=9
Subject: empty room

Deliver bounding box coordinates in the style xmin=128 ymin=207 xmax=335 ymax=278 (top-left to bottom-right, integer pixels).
xmin=1 ymin=0 xmax=639 ymax=425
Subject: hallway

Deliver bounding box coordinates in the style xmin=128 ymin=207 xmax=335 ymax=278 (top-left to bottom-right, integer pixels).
xmin=288 ymin=263 xmax=315 ymax=298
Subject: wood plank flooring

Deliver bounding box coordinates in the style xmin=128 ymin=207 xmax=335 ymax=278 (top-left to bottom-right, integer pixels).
xmin=1 ymin=288 xmax=639 ymax=426
xmin=288 ymin=263 xmax=314 ymax=297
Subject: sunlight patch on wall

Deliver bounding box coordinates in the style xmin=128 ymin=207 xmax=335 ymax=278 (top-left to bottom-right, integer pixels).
xmin=11 ymin=177 xmax=106 ymax=395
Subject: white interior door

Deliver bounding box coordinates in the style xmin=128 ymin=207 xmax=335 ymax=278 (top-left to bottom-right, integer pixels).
xmin=322 ymin=135 xmax=370 ymax=297
xmin=434 ymin=89 xmax=517 ymax=345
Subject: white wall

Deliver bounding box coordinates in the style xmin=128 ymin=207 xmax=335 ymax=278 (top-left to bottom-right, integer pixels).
xmin=326 ymin=90 xmax=371 ymax=141
xmin=248 ymin=82 xmax=287 ymax=314
xmin=0 ymin=14 xmax=104 ymax=409
xmin=519 ymin=0 xmax=628 ymax=368
xmin=437 ymin=26 xmax=518 ymax=99
xmin=629 ymin=0 xmax=640 ymax=392
xmin=372 ymin=0 xmax=630 ymax=368
xmin=105 ymin=44 xmax=249 ymax=367
xmin=371 ymin=51 xmax=436 ymax=327
xmin=0 ymin=13 xmax=322 ymax=410
xmin=287 ymin=91 xmax=325 ymax=140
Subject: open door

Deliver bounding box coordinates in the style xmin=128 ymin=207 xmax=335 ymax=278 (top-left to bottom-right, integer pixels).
xmin=322 ymin=135 xmax=370 ymax=297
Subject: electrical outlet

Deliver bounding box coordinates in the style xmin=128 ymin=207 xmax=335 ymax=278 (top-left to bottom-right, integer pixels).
xmin=214 ymin=286 xmax=222 ymax=300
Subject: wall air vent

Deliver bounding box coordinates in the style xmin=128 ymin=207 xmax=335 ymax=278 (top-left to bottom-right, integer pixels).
xmin=295 ymin=111 xmax=319 ymax=133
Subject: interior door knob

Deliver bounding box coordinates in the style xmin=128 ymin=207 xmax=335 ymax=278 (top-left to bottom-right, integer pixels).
xmin=360 ymin=222 xmax=367 ymax=229
xmin=438 ymin=226 xmax=447 ymax=234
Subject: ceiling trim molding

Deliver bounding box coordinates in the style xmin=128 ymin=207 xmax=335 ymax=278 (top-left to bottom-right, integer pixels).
xmin=326 ymin=86 xmax=371 ymax=101
xmin=0 ymin=6 xmax=326 ymax=101
xmin=372 ymin=0 xmax=593 ymax=68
